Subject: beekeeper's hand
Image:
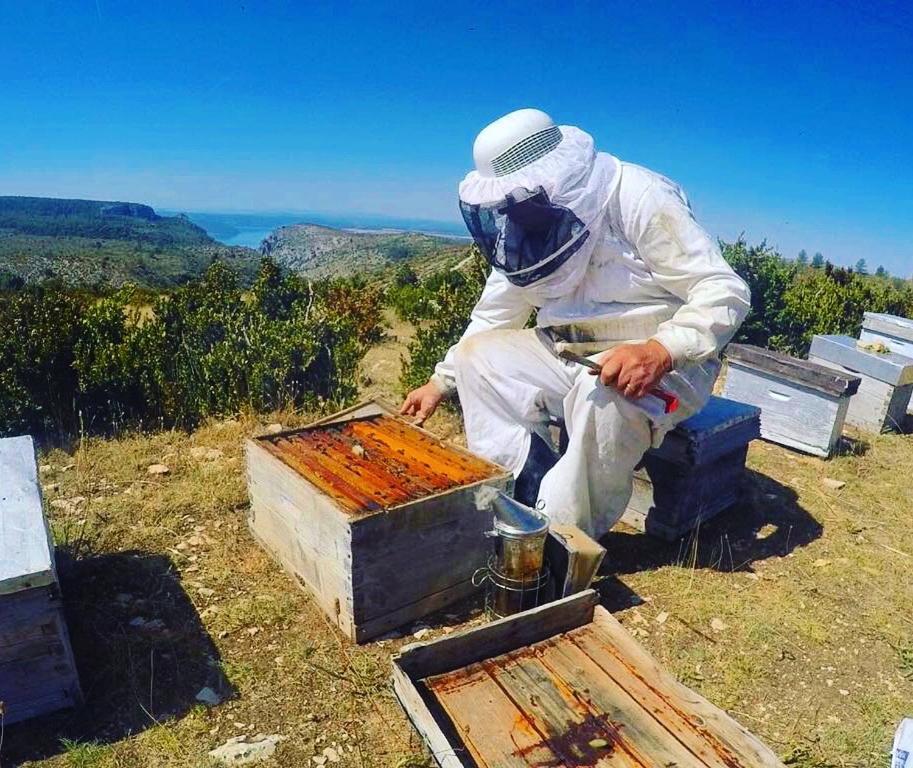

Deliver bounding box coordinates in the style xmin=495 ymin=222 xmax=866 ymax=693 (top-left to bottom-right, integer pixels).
xmin=400 ymin=381 xmax=445 ymax=426
xmin=590 ymin=340 xmax=673 ymax=399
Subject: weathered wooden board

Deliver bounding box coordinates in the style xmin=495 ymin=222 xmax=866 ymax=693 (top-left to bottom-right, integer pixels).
xmin=622 ymin=397 xmax=760 ymax=540
xmin=809 ymin=335 xmax=913 ymax=432
xmin=246 ymin=399 xmax=513 ymax=643
xmin=0 ymin=435 xmax=82 ymax=725
xmin=394 ymin=590 xmax=784 ymax=768
xmin=722 ymin=358 xmax=857 ymax=457
xmin=725 ymin=344 xmax=860 ymax=397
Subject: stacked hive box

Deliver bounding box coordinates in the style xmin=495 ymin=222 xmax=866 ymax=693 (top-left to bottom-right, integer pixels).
xmin=0 ymin=436 xmax=82 ymax=724
xmin=859 ymin=313 xmax=913 ymax=416
xmin=622 ymin=396 xmax=761 ymax=541
xmin=722 ymin=343 xmax=861 ymax=457
xmin=808 ymin=334 xmax=913 ymax=433
xmin=246 ymin=400 xmax=513 ymax=643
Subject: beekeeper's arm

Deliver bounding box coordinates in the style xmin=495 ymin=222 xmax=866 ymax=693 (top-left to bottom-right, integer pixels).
xmin=401 ymin=270 xmax=533 ymax=422
xmin=595 ymin=179 xmax=751 ymax=397
xmin=432 ymin=269 xmax=534 ymax=394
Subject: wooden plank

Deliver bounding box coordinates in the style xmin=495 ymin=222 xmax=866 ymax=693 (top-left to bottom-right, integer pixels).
xmin=809 ymin=335 xmax=913 ymax=386
xmin=725 ymin=344 xmax=860 ymax=396
xmin=395 ymin=590 xmax=598 ymax=680
xmin=392 ymin=662 xmax=472 ymax=768
xmin=557 ymin=629 xmax=743 ymax=768
xmin=0 ymin=435 xmax=56 ymax=595
xmin=584 ymin=607 xmax=784 ymax=768
xmin=430 ymin=662 xmax=562 ymax=767
xmin=484 ymin=648 xmax=662 ymax=767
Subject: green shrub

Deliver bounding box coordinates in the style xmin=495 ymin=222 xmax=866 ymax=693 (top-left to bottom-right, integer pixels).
xmin=0 ymin=258 xmax=384 ymax=437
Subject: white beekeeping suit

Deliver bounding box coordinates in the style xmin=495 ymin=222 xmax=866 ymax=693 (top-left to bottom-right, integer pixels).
xmin=429 ymin=109 xmax=751 ymax=539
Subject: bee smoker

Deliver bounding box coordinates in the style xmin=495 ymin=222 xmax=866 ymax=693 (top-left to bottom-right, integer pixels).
xmin=474 ymin=489 xmax=552 ymax=617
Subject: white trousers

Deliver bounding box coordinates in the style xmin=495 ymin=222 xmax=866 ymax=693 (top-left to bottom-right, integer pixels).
xmin=453 ymin=328 xmax=719 ymax=539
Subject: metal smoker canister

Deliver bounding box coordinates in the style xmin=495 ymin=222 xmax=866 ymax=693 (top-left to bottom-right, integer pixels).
xmin=482 ymin=491 xmax=551 ymax=617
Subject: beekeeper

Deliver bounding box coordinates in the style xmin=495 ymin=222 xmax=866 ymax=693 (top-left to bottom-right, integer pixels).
xmin=401 ymin=109 xmax=751 ymax=539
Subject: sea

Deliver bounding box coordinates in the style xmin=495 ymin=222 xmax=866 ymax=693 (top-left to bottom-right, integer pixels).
xmin=161 ymin=210 xmax=467 ymax=249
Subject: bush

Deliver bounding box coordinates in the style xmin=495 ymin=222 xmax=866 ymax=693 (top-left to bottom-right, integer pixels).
xmin=0 ymin=258 xmax=384 ymax=437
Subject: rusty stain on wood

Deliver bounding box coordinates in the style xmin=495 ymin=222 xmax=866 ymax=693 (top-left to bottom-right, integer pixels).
xmin=258 ymin=415 xmax=501 ymax=517
xmin=425 ymin=622 xmax=760 ymax=768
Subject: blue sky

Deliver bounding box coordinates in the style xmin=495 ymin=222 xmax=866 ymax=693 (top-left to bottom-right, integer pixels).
xmin=2 ymin=1 xmax=912 ymax=274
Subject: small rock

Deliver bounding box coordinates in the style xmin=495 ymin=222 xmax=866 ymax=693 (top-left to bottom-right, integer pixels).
xmin=312 ymin=757 xmax=327 ymax=766
xmin=413 ymin=627 xmax=432 ymax=640
xmin=39 ymin=463 xmax=51 ymax=474
xmin=839 ymin=689 xmax=850 ymax=696
xmin=147 ymin=463 xmax=170 ymax=476
xmin=322 ymin=746 xmax=340 ymax=763
xmin=710 ymin=617 xmax=728 ymax=633
xmin=655 ymin=611 xmax=669 ymax=625
xmin=821 ymin=478 xmax=846 ymax=491
xmin=265 ymin=423 xmax=284 ymax=434
xmin=196 ymin=686 xmax=223 ymax=706
xmin=208 ymin=734 xmax=285 ymax=765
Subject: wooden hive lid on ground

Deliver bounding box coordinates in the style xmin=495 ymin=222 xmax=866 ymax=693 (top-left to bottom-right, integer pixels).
xmin=726 ymin=343 xmax=861 ymax=397
xmin=252 ymin=405 xmax=505 ymax=519
xmin=650 ymin=395 xmax=761 ymax=466
xmin=0 ymin=435 xmax=57 ymax=596
xmin=863 ymin=312 xmax=913 ymax=344
xmin=809 ymin=334 xmax=913 ymax=386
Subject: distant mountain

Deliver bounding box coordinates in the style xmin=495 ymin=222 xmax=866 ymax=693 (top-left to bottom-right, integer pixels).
xmin=0 ymin=196 xmax=260 ymax=288
xmin=260 ymin=224 xmax=466 ymax=279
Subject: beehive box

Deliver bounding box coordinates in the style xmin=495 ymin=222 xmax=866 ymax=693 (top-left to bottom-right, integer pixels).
xmin=808 ymin=334 xmax=913 ymax=433
xmin=394 ymin=590 xmax=785 ymax=768
xmin=246 ymin=400 xmax=513 ymax=643
xmin=722 ymin=343 xmax=861 ymax=457
xmin=860 ymin=312 xmax=913 ymax=359
xmin=0 ymin=435 xmax=82 ymax=725
xmin=622 ymin=396 xmax=761 ymax=540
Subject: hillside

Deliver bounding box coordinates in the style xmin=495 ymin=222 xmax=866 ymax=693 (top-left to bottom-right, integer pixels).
xmin=0 ymin=196 xmax=260 ymax=288
xmin=260 ymin=223 xmax=466 ymax=279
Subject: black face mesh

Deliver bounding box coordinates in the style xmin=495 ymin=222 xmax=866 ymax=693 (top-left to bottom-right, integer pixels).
xmin=490 ymin=125 xmax=563 ymax=177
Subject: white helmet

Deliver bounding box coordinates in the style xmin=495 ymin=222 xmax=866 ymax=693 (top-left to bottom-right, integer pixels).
xmin=472 ymin=108 xmax=563 ymax=178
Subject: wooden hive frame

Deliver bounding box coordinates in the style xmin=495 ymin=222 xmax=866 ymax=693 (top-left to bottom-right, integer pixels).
xmin=245 ymin=399 xmax=513 ymax=643
xmin=393 ymin=591 xmax=784 ymax=768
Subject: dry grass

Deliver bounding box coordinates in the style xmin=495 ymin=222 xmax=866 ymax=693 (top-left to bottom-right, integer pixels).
xmin=2 ymin=323 xmax=911 ymax=767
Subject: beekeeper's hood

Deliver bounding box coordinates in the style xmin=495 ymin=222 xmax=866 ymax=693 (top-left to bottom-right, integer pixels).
xmin=459 ymin=109 xmax=619 ymax=300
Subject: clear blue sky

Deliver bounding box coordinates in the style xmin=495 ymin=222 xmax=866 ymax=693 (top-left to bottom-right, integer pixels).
xmin=2 ymin=1 xmax=912 ymax=274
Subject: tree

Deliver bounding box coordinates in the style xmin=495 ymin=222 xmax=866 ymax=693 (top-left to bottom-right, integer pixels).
xmin=797 ymin=249 xmax=808 ymax=265
xmin=875 ymin=265 xmax=888 ymax=278
xmin=811 ymin=252 xmax=825 ymax=269
xmin=855 ymin=258 xmax=868 ymax=275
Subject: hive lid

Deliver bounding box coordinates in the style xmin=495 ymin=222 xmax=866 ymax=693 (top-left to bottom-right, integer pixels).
xmin=651 ymin=395 xmax=761 ymax=466
xmin=0 ymin=435 xmax=56 ymax=596
xmin=809 ymin=334 xmax=913 ymax=386
xmin=726 ymin=343 xmax=861 ymax=397
xmin=863 ymin=312 xmax=913 ymax=344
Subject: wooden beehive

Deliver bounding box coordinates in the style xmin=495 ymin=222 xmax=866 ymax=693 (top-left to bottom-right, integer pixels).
xmin=722 ymin=343 xmax=861 ymax=457
xmin=622 ymin=396 xmax=761 ymax=540
xmin=394 ymin=590 xmax=785 ymax=768
xmin=245 ymin=400 xmax=513 ymax=643
xmin=808 ymin=334 xmax=913 ymax=433
xmin=0 ymin=435 xmax=82 ymax=725
xmin=860 ymin=312 xmax=913 ymax=359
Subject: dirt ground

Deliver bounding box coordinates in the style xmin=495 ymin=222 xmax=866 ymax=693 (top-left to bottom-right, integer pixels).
xmin=3 ymin=317 xmax=911 ymax=768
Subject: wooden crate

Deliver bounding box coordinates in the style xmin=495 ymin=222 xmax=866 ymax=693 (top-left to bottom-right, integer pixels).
xmin=0 ymin=435 xmax=82 ymax=725
xmin=245 ymin=399 xmax=513 ymax=643
xmin=808 ymin=334 xmax=913 ymax=433
xmin=622 ymin=396 xmax=761 ymax=541
xmin=722 ymin=343 xmax=861 ymax=457
xmin=393 ymin=590 xmax=784 ymax=768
